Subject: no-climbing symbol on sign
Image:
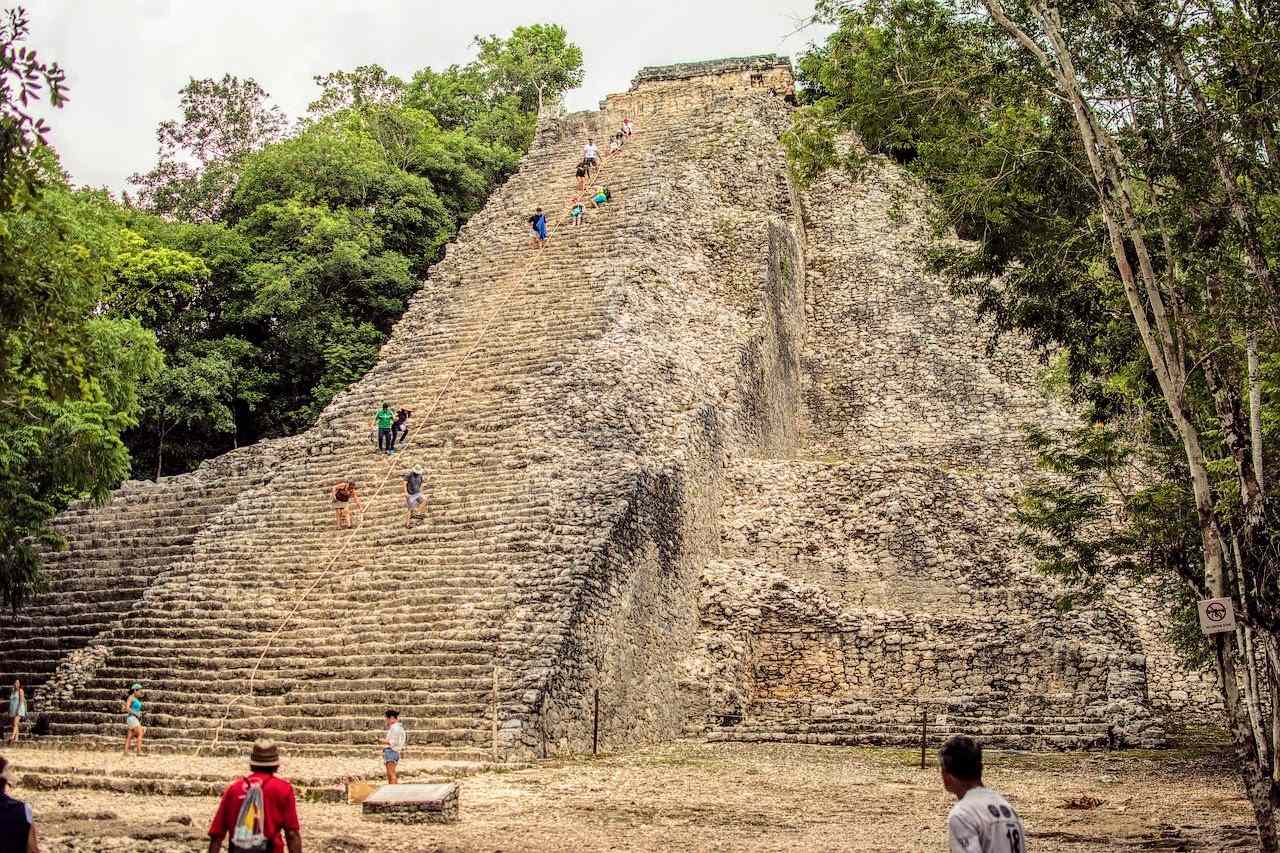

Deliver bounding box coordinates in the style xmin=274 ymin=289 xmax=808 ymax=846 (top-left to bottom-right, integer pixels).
xmin=1197 ymin=597 xmax=1236 ymax=635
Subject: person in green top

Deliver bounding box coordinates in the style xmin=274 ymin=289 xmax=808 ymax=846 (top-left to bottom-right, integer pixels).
xmin=373 ymin=403 xmax=396 ymax=454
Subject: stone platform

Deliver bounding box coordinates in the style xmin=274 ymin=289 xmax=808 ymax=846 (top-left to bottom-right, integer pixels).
xmin=362 ymin=782 xmax=459 ymax=824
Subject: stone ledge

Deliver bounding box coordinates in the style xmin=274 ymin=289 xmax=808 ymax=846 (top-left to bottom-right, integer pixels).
xmin=362 ymin=782 xmax=460 ymax=824
xmin=632 ymin=55 xmax=791 ymax=85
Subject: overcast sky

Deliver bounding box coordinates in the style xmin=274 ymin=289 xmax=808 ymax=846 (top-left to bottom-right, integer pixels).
xmin=28 ymin=1 xmax=826 ymax=192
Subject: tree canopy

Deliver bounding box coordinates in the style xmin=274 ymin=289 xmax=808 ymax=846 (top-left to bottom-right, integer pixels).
xmin=792 ymin=0 xmax=1280 ymax=843
xmin=0 ymin=13 xmax=584 ymax=609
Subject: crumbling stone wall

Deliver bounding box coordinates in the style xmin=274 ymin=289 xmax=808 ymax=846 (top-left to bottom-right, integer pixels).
xmin=685 ymin=141 xmax=1224 ymax=748
xmin=501 ymin=78 xmax=809 ymax=757
xmin=2 ymin=58 xmax=1215 ymax=759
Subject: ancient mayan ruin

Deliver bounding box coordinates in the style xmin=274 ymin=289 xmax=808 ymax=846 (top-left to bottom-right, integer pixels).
xmin=0 ymin=56 xmax=1221 ymax=762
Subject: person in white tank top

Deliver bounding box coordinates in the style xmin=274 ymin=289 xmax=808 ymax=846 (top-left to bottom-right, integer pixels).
xmin=939 ymin=735 xmax=1027 ymax=853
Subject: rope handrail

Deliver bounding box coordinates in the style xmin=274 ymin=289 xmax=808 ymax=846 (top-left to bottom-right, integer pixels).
xmin=203 ymin=134 xmax=632 ymax=753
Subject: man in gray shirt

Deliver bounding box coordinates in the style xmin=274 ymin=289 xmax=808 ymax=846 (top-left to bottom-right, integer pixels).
xmin=403 ymin=467 xmax=427 ymax=528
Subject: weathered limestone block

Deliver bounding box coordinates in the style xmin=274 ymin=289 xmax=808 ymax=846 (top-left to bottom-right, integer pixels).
xmin=361 ymin=783 xmax=459 ymax=824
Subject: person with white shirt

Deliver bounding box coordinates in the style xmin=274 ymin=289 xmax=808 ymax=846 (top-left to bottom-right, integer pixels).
xmin=939 ymin=735 xmax=1026 ymax=853
xmin=383 ymin=709 xmax=407 ymax=784
xmin=583 ymin=139 xmax=599 ymax=173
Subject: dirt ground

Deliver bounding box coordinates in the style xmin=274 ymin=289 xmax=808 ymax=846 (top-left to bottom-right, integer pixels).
xmin=9 ymin=740 xmax=1259 ymax=852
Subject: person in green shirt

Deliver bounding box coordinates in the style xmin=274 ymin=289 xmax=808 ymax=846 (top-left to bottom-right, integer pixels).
xmin=373 ymin=403 xmax=396 ymax=454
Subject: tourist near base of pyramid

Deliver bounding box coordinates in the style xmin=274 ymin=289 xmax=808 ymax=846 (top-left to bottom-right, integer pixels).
xmin=0 ymin=28 xmax=1264 ymax=853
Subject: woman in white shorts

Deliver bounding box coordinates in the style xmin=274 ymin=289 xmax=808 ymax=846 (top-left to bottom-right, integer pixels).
xmin=122 ymin=683 xmax=144 ymax=756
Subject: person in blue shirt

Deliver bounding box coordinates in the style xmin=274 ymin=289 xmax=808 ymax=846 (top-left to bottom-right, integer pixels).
xmin=528 ymin=207 xmax=548 ymax=249
xmin=122 ymin=683 xmax=145 ymax=756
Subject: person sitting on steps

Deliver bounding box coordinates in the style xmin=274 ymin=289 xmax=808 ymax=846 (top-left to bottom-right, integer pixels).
xmin=570 ymin=196 xmax=584 ymax=227
xmin=529 ymin=207 xmax=548 ymax=249
xmin=403 ymin=466 xmax=428 ymax=528
xmin=608 ymin=134 xmax=621 ymax=155
xmin=332 ymin=480 xmax=362 ymax=529
xmin=591 ymin=184 xmax=611 ymax=209
xmin=393 ymin=407 xmax=412 ymax=448
xmin=374 ymin=402 xmax=396 ymax=454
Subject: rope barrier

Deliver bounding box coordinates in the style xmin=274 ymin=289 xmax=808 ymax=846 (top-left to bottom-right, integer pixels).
xmin=202 ymin=135 xmax=630 ymax=753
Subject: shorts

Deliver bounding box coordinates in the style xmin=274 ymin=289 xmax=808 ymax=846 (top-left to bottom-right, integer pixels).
xmin=406 ymin=492 xmax=426 ymax=510
xmin=594 ymin=194 xmax=606 ymax=204
xmin=126 ymin=715 xmax=142 ymax=729
xmin=333 ymin=500 xmax=350 ymax=510
xmin=383 ymin=748 xmax=400 ymax=764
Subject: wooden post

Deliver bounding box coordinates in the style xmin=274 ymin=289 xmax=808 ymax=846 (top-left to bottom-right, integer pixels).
xmin=920 ymin=706 xmax=928 ymax=770
xmin=491 ymin=667 xmax=499 ymax=763
xmin=592 ymin=687 xmax=600 ymax=757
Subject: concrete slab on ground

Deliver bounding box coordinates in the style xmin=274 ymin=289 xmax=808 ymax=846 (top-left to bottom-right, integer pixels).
xmin=362 ymin=782 xmax=459 ymax=823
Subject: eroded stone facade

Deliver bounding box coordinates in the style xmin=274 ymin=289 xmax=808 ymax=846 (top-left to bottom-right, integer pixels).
xmin=1 ymin=56 xmax=1217 ymax=759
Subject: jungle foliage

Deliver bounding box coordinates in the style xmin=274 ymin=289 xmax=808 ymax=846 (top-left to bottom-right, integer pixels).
xmin=0 ymin=10 xmax=583 ymax=609
xmin=791 ymin=0 xmax=1280 ymax=843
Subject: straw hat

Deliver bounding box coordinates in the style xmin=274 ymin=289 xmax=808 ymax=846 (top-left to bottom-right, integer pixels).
xmin=249 ymin=739 xmax=280 ymax=769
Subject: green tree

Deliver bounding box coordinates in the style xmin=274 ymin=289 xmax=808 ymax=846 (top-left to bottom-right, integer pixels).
xmin=0 ymin=159 xmax=162 ymax=609
xmin=473 ymin=24 xmax=584 ymax=115
xmin=129 ymin=74 xmax=287 ymax=221
xmin=792 ymin=0 xmax=1280 ymax=843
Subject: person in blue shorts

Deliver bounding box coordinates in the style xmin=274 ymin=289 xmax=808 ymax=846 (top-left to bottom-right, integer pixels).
xmin=383 ymin=709 xmax=407 ymax=784
xmin=528 ymin=207 xmax=548 ymax=249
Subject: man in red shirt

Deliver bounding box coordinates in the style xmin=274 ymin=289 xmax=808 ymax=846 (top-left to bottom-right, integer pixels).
xmin=207 ymin=740 xmax=302 ymax=853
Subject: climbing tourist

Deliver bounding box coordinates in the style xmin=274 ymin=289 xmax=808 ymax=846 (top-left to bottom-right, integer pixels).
xmin=7 ymin=679 xmax=25 ymax=745
xmin=570 ymin=197 xmax=585 ymax=227
xmin=403 ymin=467 xmax=427 ymax=528
xmin=529 ymin=207 xmax=548 ymax=249
xmin=608 ymin=134 xmax=621 ymax=155
xmin=590 ymin=185 xmax=610 ymax=209
xmin=122 ymin=683 xmax=144 ymax=756
xmin=575 ymin=159 xmax=589 ymax=193
xmin=939 ymin=735 xmax=1025 ymax=853
xmin=383 ymin=709 xmax=407 ymax=784
xmin=622 ymin=116 xmax=634 ymax=138
xmin=393 ymin=407 xmax=412 ymax=448
xmin=373 ymin=402 xmax=396 ymax=454
xmin=0 ymin=756 xmax=41 ymax=853
xmin=332 ymin=480 xmax=362 ymax=529
xmin=583 ymin=138 xmax=599 ymax=172
xmin=207 ymin=739 xmax=302 ymax=853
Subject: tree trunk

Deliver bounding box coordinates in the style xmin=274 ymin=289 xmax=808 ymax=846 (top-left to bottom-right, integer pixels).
xmin=1250 ymin=334 xmax=1264 ymax=491
xmin=977 ymin=2 xmax=1280 ymax=846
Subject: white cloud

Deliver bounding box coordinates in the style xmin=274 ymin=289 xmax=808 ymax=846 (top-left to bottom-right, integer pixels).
xmin=26 ymin=1 xmax=826 ymax=192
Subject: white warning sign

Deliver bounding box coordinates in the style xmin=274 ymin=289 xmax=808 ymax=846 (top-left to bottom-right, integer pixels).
xmin=1197 ymin=597 xmax=1236 ymax=635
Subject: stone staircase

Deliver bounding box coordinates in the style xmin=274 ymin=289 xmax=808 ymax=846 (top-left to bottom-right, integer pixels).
xmin=25 ymin=110 xmax=662 ymax=760
xmin=0 ymin=443 xmax=286 ymax=696
xmin=2 ymin=57 xmax=1216 ymax=764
